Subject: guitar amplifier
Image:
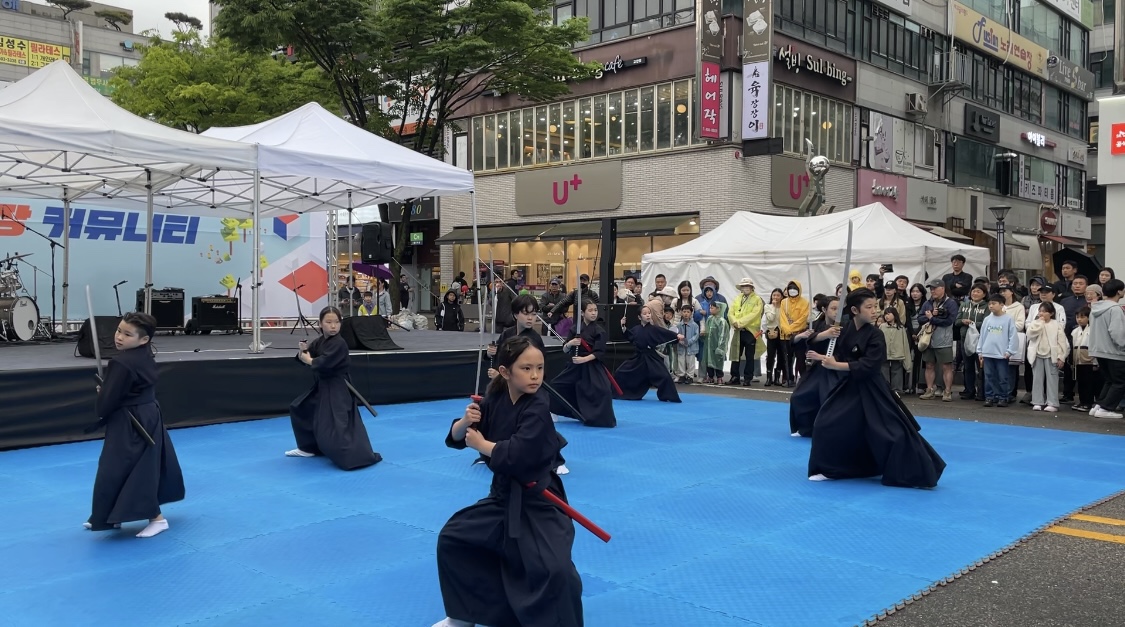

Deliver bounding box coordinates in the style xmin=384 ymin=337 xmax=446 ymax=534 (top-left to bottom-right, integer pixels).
xmin=136 ymin=288 xmax=185 ymax=330
xmin=191 ymin=296 xmax=239 ymax=332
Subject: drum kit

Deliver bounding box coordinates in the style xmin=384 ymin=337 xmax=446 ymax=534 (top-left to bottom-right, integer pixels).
xmin=0 ymin=252 xmax=47 ymax=342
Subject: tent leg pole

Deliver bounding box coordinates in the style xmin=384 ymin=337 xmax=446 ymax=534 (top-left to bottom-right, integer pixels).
xmin=61 ymin=194 xmax=70 ymax=332
xmin=144 ymin=169 xmax=154 ymax=315
xmin=250 ymin=170 xmax=265 ymax=353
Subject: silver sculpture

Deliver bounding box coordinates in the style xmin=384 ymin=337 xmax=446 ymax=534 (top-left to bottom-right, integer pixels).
xmin=798 ymin=138 xmax=832 ymax=217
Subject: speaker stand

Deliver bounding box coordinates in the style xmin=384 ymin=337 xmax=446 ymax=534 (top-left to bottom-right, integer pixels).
xmin=235 ymin=277 xmax=245 ymax=335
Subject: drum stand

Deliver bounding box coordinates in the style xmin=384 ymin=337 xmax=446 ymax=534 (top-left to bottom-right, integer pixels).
xmin=4 ymin=210 xmax=63 ymax=337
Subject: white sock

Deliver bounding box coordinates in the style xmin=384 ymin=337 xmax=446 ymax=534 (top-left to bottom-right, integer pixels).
xmin=556 ymin=464 xmax=569 ymax=475
xmin=285 ymin=448 xmax=315 ymax=458
xmin=431 ymin=619 xmax=474 ymax=627
xmin=790 ymin=432 xmax=801 ymax=437
xmin=808 ymin=473 xmax=831 ymax=481
xmin=136 ymin=519 xmax=169 ymax=538
xmin=551 ymin=413 xmax=560 ymax=423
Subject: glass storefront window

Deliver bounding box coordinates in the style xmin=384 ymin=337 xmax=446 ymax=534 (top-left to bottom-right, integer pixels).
xmin=1019 ymin=0 xmax=1061 ymax=54
xmin=1066 ymin=167 xmax=1084 ymax=204
xmin=773 ymin=84 xmax=852 ymax=165
xmin=468 ymin=80 xmax=698 ymax=172
xmin=1022 ymin=154 xmax=1055 ymax=188
xmin=953 ymin=138 xmax=1001 ymax=193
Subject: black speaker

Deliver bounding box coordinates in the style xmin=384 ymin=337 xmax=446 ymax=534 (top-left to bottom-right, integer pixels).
xmin=191 ymin=296 xmax=239 ymax=332
xmin=136 ymin=289 xmax=185 ymax=329
xmin=601 ymin=303 xmax=641 ymax=342
xmin=75 ymin=316 xmax=121 ymax=359
xmin=361 ymin=222 xmax=395 ymax=264
xmin=340 ymin=316 xmax=403 ymax=351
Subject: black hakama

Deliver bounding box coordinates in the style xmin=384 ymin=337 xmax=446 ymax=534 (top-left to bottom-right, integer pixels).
xmin=788 ymin=318 xmax=841 ymax=437
xmin=808 ymin=322 xmax=946 ymax=488
xmin=289 ymin=333 xmax=382 ymax=470
xmin=87 ymin=346 xmax=184 ymax=531
xmin=614 ymin=324 xmax=681 ymax=402
xmin=438 ymin=388 xmax=583 ymax=627
xmin=550 ymin=323 xmax=618 ymax=428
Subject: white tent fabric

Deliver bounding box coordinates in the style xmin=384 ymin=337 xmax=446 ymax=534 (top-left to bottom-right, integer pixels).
xmin=641 ymin=203 xmax=991 ymax=299
xmin=151 ymin=102 xmax=474 ymax=217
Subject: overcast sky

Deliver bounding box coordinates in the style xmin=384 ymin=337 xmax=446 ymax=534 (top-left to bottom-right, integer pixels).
xmin=123 ymin=0 xmax=212 ymax=37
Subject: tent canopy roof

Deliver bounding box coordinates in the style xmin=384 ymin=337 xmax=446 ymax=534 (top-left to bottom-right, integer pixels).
xmin=0 ymin=60 xmax=258 ymax=205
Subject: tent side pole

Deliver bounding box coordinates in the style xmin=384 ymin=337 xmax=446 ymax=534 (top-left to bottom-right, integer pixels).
xmin=348 ymin=193 xmax=354 ymax=317
xmin=250 ymin=170 xmax=263 ymax=353
xmin=144 ymin=169 xmax=154 ymax=315
xmin=61 ymin=191 xmax=70 ymax=332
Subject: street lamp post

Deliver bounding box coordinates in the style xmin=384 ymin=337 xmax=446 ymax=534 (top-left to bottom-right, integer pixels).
xmin=989 ymin=205 xmax=1011 ymax=274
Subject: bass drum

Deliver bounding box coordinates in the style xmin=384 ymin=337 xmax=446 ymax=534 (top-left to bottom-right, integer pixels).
xmin=0 ymin=296 xmax=39 ymax=341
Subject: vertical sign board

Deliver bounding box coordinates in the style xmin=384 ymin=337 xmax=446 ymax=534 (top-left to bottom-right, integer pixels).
xmin=697 ymin=0 xmax=723 ymax=139
xmin=742 ymin=0 xmax=772 ymax=140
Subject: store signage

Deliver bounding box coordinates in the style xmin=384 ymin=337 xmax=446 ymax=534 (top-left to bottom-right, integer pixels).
xmin=1022 ymin=131 xmax=1056 ymax=149
xmin=1065 ymin=197 xmax=1082 ymax=209
xmin=387 ymin=197 xmax=438 ymax=222
xmin=1112 ymin=123 xmax=1125 ymax=156
xmin=1 ymin=0 xmax=20 ymax=11
xmin=697 ymin=0 xmax=723 ymax=140
xmin=1046 ymin=55 xmax=1095 ymax=100
xmin=856 ymin=169 xmax=907 ymax=218
xmin=409 ymin=231 xmax=424 ymax=245
xmin=514 ymin=161 xmax=622 ymax=217
xmin=0 ymin=36 xmax=71 ymax=69
xmin=907 ymin=178 xmax=949 ymax=223
xmin=1019 ymin=179 xmax=1058 ymax=204
xmin=1060 ymin=210 xmax=1091 ymax=239
xmin=772 ymin=155 xmax=812 ymax=210
xmin=742 ymin=0 xmax=773 ymax=63
xmin=964 ymin=103 xmax=1000 ymax=143
xmin=871 ymin=0 xmax=911 ymax=16
xmin=593 ymin=55 xmax=647 ymax=79
xmin=1068 ymin=145 xmax=1087 ymax=165
xmin=775 ymin=44 xmax=853 ymax=86
xmin=1040 ymin=207 xmax=1058 ymax=234
xmin=742 ymin=62 xmax=770 ymax=140
xmin=952 ymin=2 xmax=1047 ymax=78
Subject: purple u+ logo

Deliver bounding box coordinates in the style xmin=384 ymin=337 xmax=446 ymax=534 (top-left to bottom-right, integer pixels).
xmin=552 ymin=174 xmax=584 ymax=205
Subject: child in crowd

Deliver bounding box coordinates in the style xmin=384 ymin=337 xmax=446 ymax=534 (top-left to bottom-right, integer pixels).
xmin=977 ymin=294 xmax=1020 ymax=408
xmin=1026 ymin=301 xmax=1068 ymax=412
xmin=436 ymin=289 xmax=464 ymax=331
xmin=702 ymin=301 xmax=730 ymax=384
xmin=671 ymin=302 xmax=700 ymax=384
xmin=880 ymin=307 xmax=911 ymax=393
xmin=1071 ymin=307 xmax=1099 ymax=412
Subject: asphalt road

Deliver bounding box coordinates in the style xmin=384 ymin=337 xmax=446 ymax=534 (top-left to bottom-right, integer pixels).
xmin=686 ymin=380 xmax=1125 ymax=627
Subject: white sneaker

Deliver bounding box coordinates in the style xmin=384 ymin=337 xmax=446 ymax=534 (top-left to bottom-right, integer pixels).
xmin=808 ymin=473 xmax=831 ymax=481
xmin=1093 ymin=408 xmax=1124 ymax=419
xmin=285 ymin=448 xmax=315 ymax=458
xmin=1089 ymin=405 xmax=1101 ymax=415
xmin=555 ymin=464 xmax=569 ymax=475
xmin=1032 ymin=405 xmax=1042 ymax=411
xmin=1044 ymin=406 xmax=1058 ymax=413
xmin=432 ymin=618 xmax=474 ymax=627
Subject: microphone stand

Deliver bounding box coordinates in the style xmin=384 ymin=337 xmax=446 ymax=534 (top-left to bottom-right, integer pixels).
xmin=1 ymin=206 xmax=63 ymax=336
xmin=289 ymin=282 xmax=314 ymax=335
xmin=112 ymin=280 xmax=127 ymax=317
xmin=235 ymin=277 xmax=244 ymax=334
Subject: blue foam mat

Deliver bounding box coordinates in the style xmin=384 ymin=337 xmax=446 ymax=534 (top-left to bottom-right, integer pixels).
xmin=0 ymin=394 xmax=1121 ymax=626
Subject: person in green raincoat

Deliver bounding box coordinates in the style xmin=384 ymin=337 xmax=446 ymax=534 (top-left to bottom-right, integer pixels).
xmin=703 ymin=301 xmax=730 ymax=384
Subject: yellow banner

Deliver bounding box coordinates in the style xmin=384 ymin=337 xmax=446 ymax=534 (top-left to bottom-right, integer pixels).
xmin=0 ymin=36 xmax=71 ymax=69
xmin=951 ymin=2 xmax=1047 ymax=78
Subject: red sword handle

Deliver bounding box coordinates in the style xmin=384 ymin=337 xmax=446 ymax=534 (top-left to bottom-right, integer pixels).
xmin=527 ymin=481 xmax=611 ymax=543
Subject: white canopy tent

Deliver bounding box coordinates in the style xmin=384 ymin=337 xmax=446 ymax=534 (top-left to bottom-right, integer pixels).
xmin=181 ymin=103 xmax=475 ymax=350
xmin=0 ymin=60 xmax=259 ymax=328
xmin=641 ymin=203 xmax=991 ymax=299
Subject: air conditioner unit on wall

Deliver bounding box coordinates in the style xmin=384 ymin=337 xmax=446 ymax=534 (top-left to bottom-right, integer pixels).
xmin=907 ymin=93 xmax=928 ymax=115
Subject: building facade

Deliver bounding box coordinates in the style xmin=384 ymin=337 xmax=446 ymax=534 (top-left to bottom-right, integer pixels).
xmin=1086 ymin=0 xmax=1118 ymax=265
xmin=434 ymin=0 xmax=1097 ymax=289
xmin=0 ymin=0 xmax=142 ymax=95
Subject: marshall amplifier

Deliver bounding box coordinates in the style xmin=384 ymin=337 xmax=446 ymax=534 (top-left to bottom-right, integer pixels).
xmin=191 ymin=296 xmax=239 ymax=333
xmin=136 ymin=288 xmax=185 ymax=330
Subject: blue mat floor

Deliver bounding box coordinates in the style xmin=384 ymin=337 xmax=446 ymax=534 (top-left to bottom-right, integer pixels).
xmin=0 ymin=394 xmax=1122 ymax=626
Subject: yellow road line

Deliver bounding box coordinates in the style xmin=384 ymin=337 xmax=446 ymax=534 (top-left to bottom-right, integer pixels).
xmin=1046 ymin=526 xmax=1125 ymax=545
xmin=1071 ymin=513 xmax=1125 ymax=526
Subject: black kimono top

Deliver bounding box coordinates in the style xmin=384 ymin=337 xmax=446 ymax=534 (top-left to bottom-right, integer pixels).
xmin=625 ymin=323 xmax=679 ymax=353
xmin=834 ymin=321 xmax=885 ymax=381
xmin=497 ymin=325 xmax=546 ymax=352
xmin=301 ymin=333 xmax=350 ymax=379
xmin=97 ymin=346 xmax=157 ymax=420
xmin=567 ymin=322 xmax=607 ymax=360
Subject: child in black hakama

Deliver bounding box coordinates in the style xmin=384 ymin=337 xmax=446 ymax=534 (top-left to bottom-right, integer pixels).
xmin=788 ymin=296 xmax=843 ymax=437
xmin=805 ymin=289 xmax=947 ymax=488
xmin=481 ymin=295 xmax=570 ymax=474
xmin=550 ymin=299 xmax=619 ymax=428
xmin=85 ymin=312 xmax=184 ymax=538
xmin=615 ymin=305 xmax=684 ymax=402
xmin=288 ymin=306 xmax=382 ymax=470
xmin=434 ymin=337 xmax=584 ymax=627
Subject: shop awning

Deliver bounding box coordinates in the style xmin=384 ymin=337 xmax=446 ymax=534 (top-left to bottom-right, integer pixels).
xmin=435 ymin=223 xmax=558 ymax=244
xmin=919 ymin=225 xmax=973 ymax=243
xmin=435 ymin=214 xmax=698 ymax=244
xmin=1008 ymin=233 xmax=1044 ymax=269
xmin=1042 ymin=235 xmax=1082 ymax=245
xmin=978 ymin=230 xmax=1031 ymax=250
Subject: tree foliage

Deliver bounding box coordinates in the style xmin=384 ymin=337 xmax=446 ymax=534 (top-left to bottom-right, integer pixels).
xmin=109 ymin=30 xmax=337 ymax=134
xmin=94 ymin=9 xmax=132 ymax=31
xmin=165 ymin=12 xmax=204 ymax=32
xmin=215 ymin=0 xmax=595 ymax=310
xmin=47 ymin=0 xmax=90 ymax=19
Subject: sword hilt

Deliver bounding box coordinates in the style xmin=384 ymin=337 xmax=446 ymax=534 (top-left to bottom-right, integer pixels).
xmin=825 ymin=336 xmax=838 ymax=358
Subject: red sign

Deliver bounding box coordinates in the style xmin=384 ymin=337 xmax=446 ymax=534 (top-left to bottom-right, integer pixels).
xmin=1040 ymin=207 xmax=1058 ymax=234
xmin=699 ymin=61 xmax=721 ymax=139
xmin=1113 ymin=123 xmax=1125 ymax=155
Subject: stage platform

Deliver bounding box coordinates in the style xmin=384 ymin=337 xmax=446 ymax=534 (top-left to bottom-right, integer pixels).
xmin=0 ymin=329 xmax=633 ymax=451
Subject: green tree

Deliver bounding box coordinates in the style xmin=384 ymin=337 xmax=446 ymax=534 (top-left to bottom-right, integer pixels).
xmin=215 ymin=0 xmax=594 ymax=311
xmin=109 ymin=30 xmax=337 ymax=133
xmin=47 ymin=0 xmax=90 ymax=19
xmin=164 ymin=11 xmax=205 ymax=32
xmin=94 ymin=9 xmax=132 ymax=32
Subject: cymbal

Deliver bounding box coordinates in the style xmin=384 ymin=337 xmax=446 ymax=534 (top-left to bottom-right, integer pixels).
xmin=1 ymin=253 xmax=32 ymax=262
